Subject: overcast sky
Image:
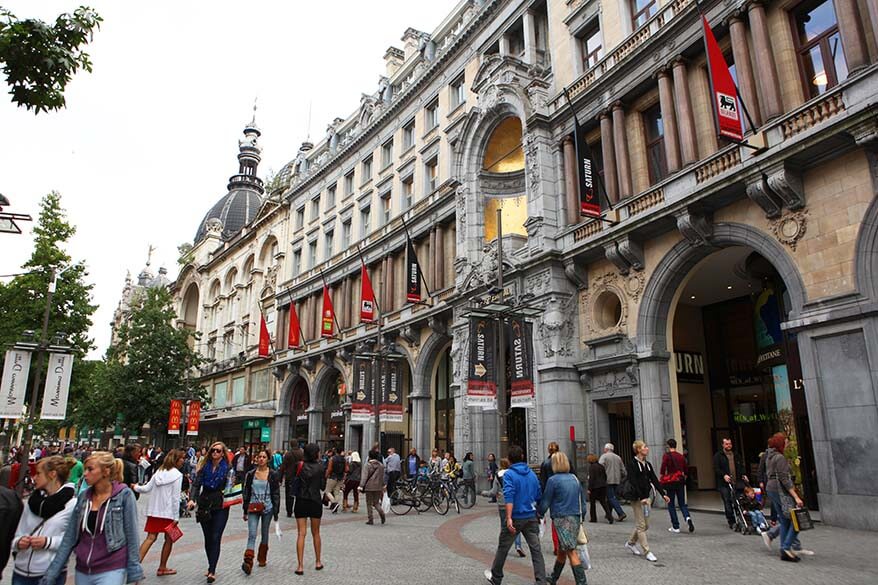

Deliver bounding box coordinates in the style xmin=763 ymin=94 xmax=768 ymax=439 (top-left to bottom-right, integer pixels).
xmin=0 ymin=1 xmax=457 ymax=359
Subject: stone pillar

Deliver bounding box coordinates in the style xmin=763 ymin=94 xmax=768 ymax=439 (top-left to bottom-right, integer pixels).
xmin=385 ymin=255 xmax=395 ymax=311
xmin=637 ymin=359 xmax=675 ymax=468
xmin=499 ymin=34 xmax=511 ymax=57
xmin=562 ymin=136 xmax=580 ymax=225
xmin=747 ymin=1 xmax=783 ymax=120
xmin=672 ymin=58 xmax=698 ymax=166
xmin=728 ymin=13 xmax=762 ymax=129
xmin=656 ymin=68 xmax=681 ymax=173
xmin=434 ymin=224 xmax=445 ymax=290
xmin=523 ymin=9 xmax=538 ymax=65
xmin=611 ymin=102 xmax=632 ymax=199
xmin=342 ymin=277 xmax=351 ymax=328
xmin=599 ymin=112 xmax=619 ymax=204
xmin=428 ymin=228 xmax=437 ymax=290
xmin=411 ymin=395 xmax=431 ymax=458
xmin=307 ymin=409 xmax=323 ymax=444
xmin=835 ymin=0 xmax=870 ymax=72
xmin=866 ymin=0 xmax=878 ymax=54
xmin=272 ymin=413 xmax=290 ymax=451
xmin=303 ymin=295 xmax=312 ymax=341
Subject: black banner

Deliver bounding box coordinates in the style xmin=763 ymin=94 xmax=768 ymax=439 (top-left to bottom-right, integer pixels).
xmin=574 ymin=117 xmax=600 ymax=218
xmin=405 ymin=236 xmax=421 ymax=303
xmin=507 ymin=318 xmax=534 ymax=408
xmin=351 ymin=358 xmax=373 ymax=422
xmin=467 ymin=317 xmax=497 ymax=406
xmin=379 ymin=360 xmax=403 ymax=422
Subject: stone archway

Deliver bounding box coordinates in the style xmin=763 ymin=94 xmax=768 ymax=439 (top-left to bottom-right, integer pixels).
xmin=274 ymin=370 xmax=309 ymax=450
xmin=411 ymin=332 xmax=452 ymax=457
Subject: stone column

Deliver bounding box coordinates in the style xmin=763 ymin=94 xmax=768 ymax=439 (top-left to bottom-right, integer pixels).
xmin=411 ymin=395 xmax=431 ymax=458
xmin=599 ymin=111 xmax=619 ymax=204
xmin=272 ymin=414 xmax=289 ymax=451
xmin=656 ymin=68 xmax=681 ymax=173
xmin=562 ymin=135 xmax=580 ymax=225
xmin=303 ymin=295 xmax=312 ymax=341
xmin=835 ymin=0 xmax=870 ymax=72
xmin=499 ymin=34 xmax=511 ymax=57
xmin=428 ymin=228 xmax=437 ymax=290
xmin=611 ymin=102 xmax=632 ymax=199
xmin=434 ymin=224 xmax=445 ymax=290
xmin=385 ymin=254 xmax=395 ymax=311
xmin=307 ymin=409 xmax=323 ymax=444
xmin=672 ymin=58 xmax=698 ymax=166
xmin=523 ymin=9 xmax=537 ymax=65
xmin=728 ymin=13 xmax=762 ymax=129
xmin=342 ymin=277 xmax=351 ymax=328
xmin=747 ymin=0 xmax=783 ymax=120
xmin=866 ymin=0 xmax=878 ymax=54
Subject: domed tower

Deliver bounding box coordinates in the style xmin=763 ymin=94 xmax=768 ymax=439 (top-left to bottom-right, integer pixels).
xmin=194 ymin=110 xmax=265 ymax=244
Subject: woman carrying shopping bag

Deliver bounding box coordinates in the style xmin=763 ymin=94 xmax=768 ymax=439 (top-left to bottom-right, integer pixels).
xmin=539 ymin=452 xmax=588 ymax=585
xmin=134 ymin=448 xmax=184 ymax=576
xmin=240 ymin=450 xmax=280 ymax=574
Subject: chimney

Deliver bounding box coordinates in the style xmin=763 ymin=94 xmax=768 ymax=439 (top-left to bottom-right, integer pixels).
xmin=384 ymin=46 xmax=405 ymax=77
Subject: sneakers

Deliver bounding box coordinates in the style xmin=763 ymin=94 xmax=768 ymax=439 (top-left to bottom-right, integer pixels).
xmin=687 ymin=517 xmax=695 ymax=533
xmin=624 ymin=541 xmax=642 ymax=556
xmin=645 ymin=552 xmax=658 ymax=562
xmin=794 ymin=548 xmax=815 ymax=556
xmin=378 ymin=509 xmax=386 ymax=524
xmin=515 ymin=547 xmax=526 ymax=557
xmin=761 ymin=531 xmax=772 ymax=550
xmin=330 ymin=502 xmax=340 ymax=514
xmin=668 ymin=527 xmax=680 ymax=533
xmin=484 ymin=569 xmax=497 ymax=584
xmin=617 ymin=513 xmax=627 ymax=522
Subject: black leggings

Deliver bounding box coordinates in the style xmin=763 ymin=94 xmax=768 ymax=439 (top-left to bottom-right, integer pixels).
xmin=200 ymin=507 xmax=229 ymax=573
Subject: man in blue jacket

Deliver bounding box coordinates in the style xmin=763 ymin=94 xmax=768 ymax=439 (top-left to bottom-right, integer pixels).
xmin=485 ymin=445 xmax=546 ymax=585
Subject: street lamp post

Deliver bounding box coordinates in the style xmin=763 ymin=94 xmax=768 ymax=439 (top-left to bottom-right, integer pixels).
xmin=23 ymin=268 xmax=58 ymax=449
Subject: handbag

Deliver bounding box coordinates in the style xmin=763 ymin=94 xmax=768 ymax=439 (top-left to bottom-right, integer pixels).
xmin=577 ymin=482 xmax=589 ymax=545
xmin=247 ymin=502 xmax=265 ymax=514
xmin=778 ymin=491 xmax=796 ymax=518
xmin=790 ymin=507 xmax=814 ymax=531
xmin=164 ymin=521 xmax=183 ymax=543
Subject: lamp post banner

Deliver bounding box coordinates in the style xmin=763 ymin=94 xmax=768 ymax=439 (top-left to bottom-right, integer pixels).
xmin=39 ymin=352 xmax=74 ymax=420
xmin=380 ymin=359 xmax=403 ymax=422
xmin=351 ymin=358 xmax=374 ymax=422
xmin=467 ymin=317 xmax=497 ymax=406
xmin=186 ymin=400 xmax=201 ymax=436
xmin=167 ymin=399 xmax=184 ymax=435
xmin=1 ymin=348 xmax=32 ymax=419
xmin=507 ymin=319 xmax=535 ymax=408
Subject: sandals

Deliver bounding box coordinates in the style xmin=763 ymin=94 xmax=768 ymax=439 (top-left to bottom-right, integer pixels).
xmin=315 ymin=563 xmax=324 ymax=571
xmin=157 ymin=569 xmax=177 ymax=577
xmin=294 ymin=569 xmax=304 ymax=576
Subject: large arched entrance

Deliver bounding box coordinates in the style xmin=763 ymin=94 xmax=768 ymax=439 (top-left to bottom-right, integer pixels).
xmin=289 ymin=377 xmax=309 ymax=449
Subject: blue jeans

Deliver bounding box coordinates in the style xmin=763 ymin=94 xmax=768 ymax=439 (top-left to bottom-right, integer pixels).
xmin=749 ymin=510 xmax=768 ymax=531
xmin=606 ymin=484 xmax=625 ymax=518
xmin=767 ymin=491 xmax=797 ymax=552
xmin=665 ymin=482 xmax=690 ymax=529
xmin=200 ymin=506 xmax=230 ymax=573
xmin=74 ymin=569 xmax=126 ymax=585
xmin=247 ymin=507 xmax=273 ymax=549
xmin=13 ymin=573 xmax=66 ymax=585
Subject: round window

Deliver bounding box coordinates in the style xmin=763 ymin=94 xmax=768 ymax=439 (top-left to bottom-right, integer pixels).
xmin=594 ymin=290 xmax=623 ymax=330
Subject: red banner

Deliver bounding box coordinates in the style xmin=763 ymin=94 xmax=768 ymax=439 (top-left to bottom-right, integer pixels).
xmin=702 ymin=15 xmax=743 ymax=141
xmin=258 ymin=313 xmax=271 ymax=357
xmin=321 ymin=285 xmax=335 ymax=338
xmin=360 ymin=263 xmax=376 ymax=323
xmin=288 ymin=303 xmax=301 ymax=348
xmin=167 ymin=399 xmax=183 ymax=435
xmin=186 ymin=400 xmax=201 ymax=436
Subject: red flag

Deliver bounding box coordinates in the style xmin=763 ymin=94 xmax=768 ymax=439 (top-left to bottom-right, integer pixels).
xmin=258 ymin=313 xmax=271 ymax=357
xmin=702 ymin=15 xmax=743 ymax=141
xmin=321 ymin=285 xmax=335 ymax=338
xmin=288 ymin=303 xmax=301 ymax=348
xmin=360 ymin=263 xmax=376 ymax=323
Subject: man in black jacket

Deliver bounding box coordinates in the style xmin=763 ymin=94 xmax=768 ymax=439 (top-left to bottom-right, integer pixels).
xmin=0 ymin=484 xmax=23 ymax=580
xmin=713 ymin=438 xmax=748 ymax=530
xmin=122 ymin=443 xmax=141 ymax=499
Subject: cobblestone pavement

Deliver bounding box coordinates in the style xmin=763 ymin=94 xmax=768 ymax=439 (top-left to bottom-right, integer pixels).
xmin=45 ymin=496 xmax=878 ymax=585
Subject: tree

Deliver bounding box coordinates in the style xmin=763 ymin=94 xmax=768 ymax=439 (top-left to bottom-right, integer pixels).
xmin=106 ymin=286 xmax=206 ymax=433
xmin=0 ymin=5 xmax=102 ymax=113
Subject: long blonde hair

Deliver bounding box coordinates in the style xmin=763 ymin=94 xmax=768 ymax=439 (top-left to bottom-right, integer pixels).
xmin=86 ymin=451 xmax=123 ymax=483
xmin=197 ymin=441 xmax=229 ymax=473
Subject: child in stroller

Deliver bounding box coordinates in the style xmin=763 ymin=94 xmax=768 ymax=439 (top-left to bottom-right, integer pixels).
xmin=740 ymin=486 xmax=769 ymax=534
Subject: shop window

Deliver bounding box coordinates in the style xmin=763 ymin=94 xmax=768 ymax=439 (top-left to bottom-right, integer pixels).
xmin=643 ymin=104 xmax=668 ymax=184
xmin=791 ymin=0 xmax=847 ymax=98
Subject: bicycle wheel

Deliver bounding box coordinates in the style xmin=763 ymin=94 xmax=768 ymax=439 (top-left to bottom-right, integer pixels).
xmin=416 ymin=483 xmax=432 ymax=512
xmin=390 ymin=488 xmax=413 ymax=515
xmin=457 ymin=482 xmax=476 ymax=509
xmin=432 ymin=486 xmax=450 ymax=515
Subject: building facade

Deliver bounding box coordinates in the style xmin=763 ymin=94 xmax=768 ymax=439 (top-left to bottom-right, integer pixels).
xmin=167 ymin=0 xmax=878 ymax=530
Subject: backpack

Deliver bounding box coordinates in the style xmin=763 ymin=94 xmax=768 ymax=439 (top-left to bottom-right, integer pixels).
xmin=618 ymin=461 xmax=641 ymax=501
xmin=290 ymin=461 xmax=304 ymax=497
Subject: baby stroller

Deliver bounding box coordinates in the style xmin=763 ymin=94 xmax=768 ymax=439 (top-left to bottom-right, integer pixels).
xmin=179 ymin=473 xmax=192 ymax=518
xmin=727 ymin=481 xmax=752 ymax=535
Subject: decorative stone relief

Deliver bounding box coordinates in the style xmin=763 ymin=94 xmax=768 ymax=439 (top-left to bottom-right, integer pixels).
xmin=450 ymin=325 xmax=469 ymax=384
xmin=765 ymin=165 xmax=805 ymax=210
xmin=523 ymin=132 xmax=542 ymax=193
xmin=205 ymin=218 xmax=224 ymax=237
xmin=675 ymin=208 xmax=714 ymax=247
xmin=456 ymin=184 xmax=468 ymax=242
xmin=525 ymin=268 xmax=552 ymax=296
xmin=460 ymin=239 xmax=502 ymax=292
xmin=265 ymin=264 xmax=279 ymax=289
xmin=563 ymin=259 xmax=588 ymax=290
xmin=617 ymin=237 xmax=644 ymax=271
xmin=537 ymin=294 xmax=575 ymax=358
xmin=770 ymin=209 xmax=809 ymax=251
xmin=623 ymin=272 xmax=645 ymax=302
xmin=579 ymin=272 xmax=630 ymax=342
xmin=526 ymin=406 xmax=539 ymax=464
xmin=478 ymin=83 xmax=504 ymax=112
xmin=523 ymin=216 xmax=544 ymax=239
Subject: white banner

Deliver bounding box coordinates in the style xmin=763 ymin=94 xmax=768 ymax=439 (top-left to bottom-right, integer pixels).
xmin=40 ymin=353 xmax=74 ymax=420
xmin=1 ymin=349 xmax=32 ymax=419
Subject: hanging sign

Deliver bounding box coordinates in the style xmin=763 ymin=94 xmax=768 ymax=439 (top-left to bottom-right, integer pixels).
xmin=40 ymin=353 xmax=74 ymax=420
xmin=702 ymin=15 xmax=744 ymax=141
xmin=288 ymin=303 xmax=301 ymax=348
xmin=507 ymin=319 xmax=535 ymax=408
xmin=360 ymin=263 xmax=377 ymax=322
xmin=467 ymin=317 xmax=497 ymax=406
xmin=1 ymin=348 xmax=32 ymax=419
xmin=351 ymin=358 xmax=373 ymax=422
xmin=321 ymin=285 xmax=335 ymax=338
xmin=405 ymin=236 xmax=422 ymax=303
xmin=167 ymin=399 xmax=184 ymax=435
xmin=186 ymin=400 xmax=201 ymax=436
xmin=574 ymin=117 xmax=600 ymax=218
xmin=380 ymin=360 xmax=404 ymax=422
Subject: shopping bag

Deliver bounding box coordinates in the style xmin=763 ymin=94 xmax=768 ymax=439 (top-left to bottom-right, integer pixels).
xmin=381 ymin=493 xmax=391 ymax=514
xmin=576 ymin=544 xmax=591 ymax=570
xmin=791 ymin=507 xmax=814 ymax=531
xmin=164 ymin=522 xmax=183 ymax=543
xmin=275 ymin=523 xmax=283 ymax=540
xmin=539 ymin=517 xmax=546 ymax=539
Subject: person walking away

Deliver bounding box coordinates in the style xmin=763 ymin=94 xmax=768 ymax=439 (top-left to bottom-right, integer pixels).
xmin=342 ymin=451 xmax=361 ymax=513
xmin=598 ymin=444 xmax=627 ymax=521
xmin=461 ymin=452 xmax=476 ymax=507
xmin=484 ymin=445 xmax=546 ymax=585
xmin=323 ymin=449 xmax=346 ymax=514
xmin=486 ymin=453 xmax=499 ymax=503
xmin=293 ymin=443 xmax=325 ymax=574
xmin=134 ymin=448 xmax=184 ymax=576
xmin=765 ymin=432 xmax=805 ymax=562
xmin=39 ymin=452 xmax=144 ymax=585
xmin=623 ymin=441 xmax=670 ymax=563
xmin=360 ymin=450 xmax=386 ymax=526
xmin=241 ymin=450 xmax=280 ymax=574
xmin=10 ymin=456 xmax=75 ymax=585
xmin=539 ymin=442 xmax=561 ymax=555
xmin=539 ymin=452 xmax=587 ymax=585
xmin=121 ymin=444 xmax=141 ymax=499
xmin=0 ymin=482 xmax=24 ymax=581
xmin=586 ymin=454 xmax=613 ymax=524
xmin=231 ymin=447 xmax=251 ymax=485
xmin=63 ymin=448 xmax=84 ymax=491
xmin=280 ymin=449 xmax=302 ymax=518
xmin=481 ymin=458 xmax=526 ymax=558
xmin=713 ymin=437 xmax=748 ymax=530
xmin=384 ymin=448 xmax=401 ymax=495
xmin=660 ymin=439 xmax=694 ymax=533
xmin=188 ymin=442 xmax=232 ymax=584
xmin=271 ymin=451 xmax=283 ymax=471
xmin=404 ymin=448 xmax=421 ymax=479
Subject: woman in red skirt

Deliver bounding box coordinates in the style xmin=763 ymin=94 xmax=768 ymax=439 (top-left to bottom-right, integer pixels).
xmin=135 ymin=449 xmax=184 ymax=576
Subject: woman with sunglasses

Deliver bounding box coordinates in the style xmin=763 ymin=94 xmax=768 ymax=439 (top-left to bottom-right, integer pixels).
xmin=240 ymin=449 xmax=280 ymax=574
xmin=188 ymin=442 xmax=232 ymax=583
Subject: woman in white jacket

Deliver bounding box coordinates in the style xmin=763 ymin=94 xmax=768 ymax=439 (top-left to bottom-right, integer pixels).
xmin=11 ymin=455 xmax=77 ymax=585
xmin=135 ymin=448 xmax=184 ymax=576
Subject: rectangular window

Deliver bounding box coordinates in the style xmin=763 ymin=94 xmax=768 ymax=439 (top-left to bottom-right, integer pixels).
xmin=425 ymin=158 xmax=439 ymax=193
xmin=582 ymin=27 xmax=603 ymax=70
xmin=250 ymin=370 xmax=270 ymax=402
xmin=342 ymin=220 xmax=352 ymax=249
xmin=213 ymin=381 xmax=228 ymax=409
xmin=426 ymin=99 xmax=439 ymax=130
xmin=310 ymin=194 xmax=320 ymax=221
xmin=381 ymin=194 xmax=392 ymax=226
xmin=402 ymin=176 xmax=414 ymax=211
xmin=360 ymin=206 xmax=371 ymax=237
xmin=295 ymin=208 xmax=305 ymax=230
xmin=325 ymin=230 xmax=334 ymax=258
xmin=362 ymin=156 xmax=373 ymax=183
xmin=450 ymin=76 xmax=466 ymax=108
xmin=791 ymin=0 xmax=847 ymax=99
xmin=403 ymin=119 xmax=415 ymax=150
xmin=643 ymin=104 xmax=668 ymax=184
xmin=327 ymin=183 xmax=337 ymax=209
xmin=631 ymin=0 xmax=657 ymax=30
xmin=381 ymin=139 xmax=393 ymax=169
xmin=308 ymin=241 xmax=317 ymax=268
xmin=345 ymin=171 xmax=355 ymax=196
xmin=292 ymin=250 xmax=302 ymax=275
xmin=232 ymin=376 xmax=246 ymax=405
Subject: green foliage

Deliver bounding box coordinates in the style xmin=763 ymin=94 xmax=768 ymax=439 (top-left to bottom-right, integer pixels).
xmin=0 ymin=5 xmax=102 ymax=113
xmin=103 ymin=287 xmax=206 ymax=433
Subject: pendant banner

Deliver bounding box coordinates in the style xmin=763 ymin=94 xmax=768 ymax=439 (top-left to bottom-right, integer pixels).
xmin=258 ymin=314 xmax=271 ymax=357
xmin=702 ymin=15 xmax=744 ymax=141
xmin=351 ymin=358 xmax=374 ymax=422
xmin=40 ymin=352 xmax=75 ymax=420
xmin=405 ymin=237 xmax=421 ymax=303
xmin=167 ymin=399 xmax=184 ymax=435
xmin=288 ymin=303 xmax=301 ymax=348
xmin=379 ymin=360 xmax=404 ymax=422
xmin=186 ymin=400 xmax=201 ymax=436
xmin=360 ymin=264 xmax=377 ymax=323
xmin=0 ymin=348 xmax=32 ymax=419
xmin=466 ymin=317 xmax=497 ymax=406
xmin=321 ymin=285 xmax=335 ymax=338
xmin=574 ymin=117 xmax=600 ymax=218
xmin=507 ymin=319 xmax=535 ymax=408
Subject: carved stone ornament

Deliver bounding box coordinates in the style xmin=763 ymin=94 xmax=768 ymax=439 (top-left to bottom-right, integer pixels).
xmin=579 ymin=271 xmax=630 ymax=342
xmin=675 ymin=209 xmax=714 ymax=247
xmin=460 ymin=239 xmax=504 ymax=292
xmin=523 ymin=132 xmax=542 ymax=193
xmin=205 ymin=217 xmax=224 ymax=236
xmin=526 ymin=406 xmax=540 ymax=464
xmin=478 ymin=83 xmax=504 ymax=112
xmin=456 ymin=184 xmax=468 ymax=242
xmin=265 ymin=264 xmax=279 ymax=289
xmin=449 ymin=325 xmax=469 ymax=385
xmin=525 ymin=268 xmax=552 ymax=296
xmin=563 ymin=259 xmax=588 ymax=290
xmin=770 ymin=209 xmax=809 ymax=251
xmin=765 ymin=164 xmax=805 ymax=210
xmin=624 ymin=271 xmax=645 ymax=302
xmin=537 ymin=294 xmax=576 ymax=359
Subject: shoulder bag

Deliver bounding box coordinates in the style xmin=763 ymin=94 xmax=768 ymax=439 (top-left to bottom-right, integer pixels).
xmin=576 ymin=479 xmax=589 ymax=545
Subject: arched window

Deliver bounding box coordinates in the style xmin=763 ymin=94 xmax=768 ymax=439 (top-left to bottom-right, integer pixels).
xmin=482 ymin=117 xmax=528 ymax=240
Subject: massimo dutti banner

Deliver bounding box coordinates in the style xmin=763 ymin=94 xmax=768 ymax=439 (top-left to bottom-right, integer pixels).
xmin=351 ymin=358 xmax=373 ymax=422
xmin=380 ymin=360 xmax=404 ymax=422
xmin=1 ymin=348 xmax=32 ymax=419
xmin=507 ymin=319 xmax=535 ymax=408
xmin=40 ymin=352 xmax=74 ymax=420
xmin=467 ymin=317 xmax=497 ymax=406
